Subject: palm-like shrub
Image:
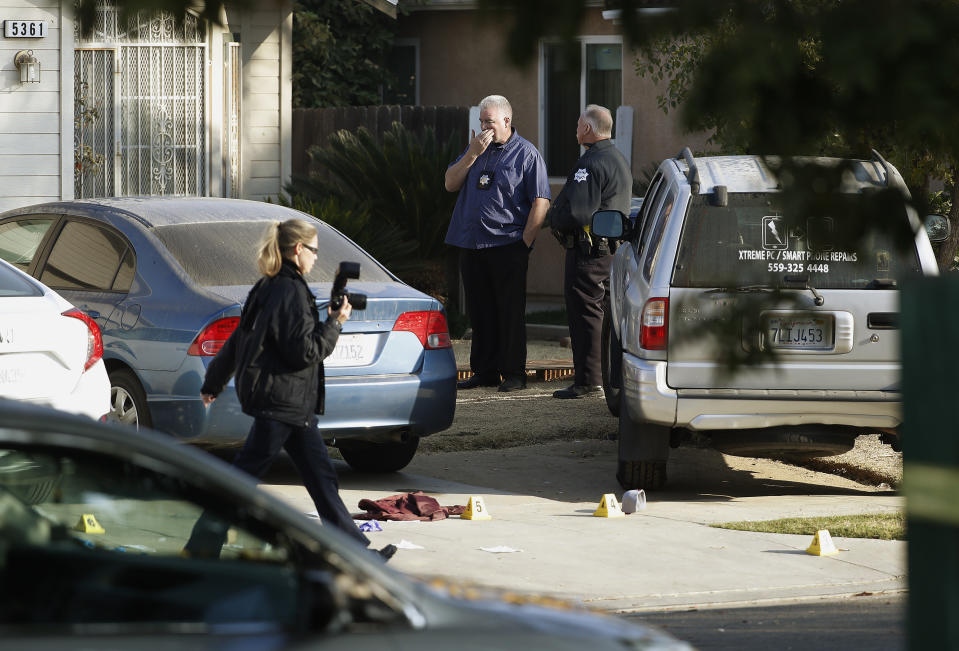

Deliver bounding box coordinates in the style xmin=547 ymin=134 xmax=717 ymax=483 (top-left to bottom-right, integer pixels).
xmin=276 ymin=192 xmax=420 ymax=274
xmin=304 ymin=122 xmax=462 ymax=259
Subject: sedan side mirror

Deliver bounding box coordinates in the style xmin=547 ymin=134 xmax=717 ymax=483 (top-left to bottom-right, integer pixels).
xmin=591 ymin=209 xmax=630 ymax=240
xmin=924 ymin=214 xmax=951 ymax=243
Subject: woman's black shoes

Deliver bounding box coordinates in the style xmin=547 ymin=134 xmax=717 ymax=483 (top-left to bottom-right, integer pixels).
xmin=377 ymin=544 xmax=398 ymax=562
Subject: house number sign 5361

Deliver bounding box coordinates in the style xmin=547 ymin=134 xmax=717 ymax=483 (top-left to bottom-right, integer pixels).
xmin=4 ymin=20 xmax=48 ymax=38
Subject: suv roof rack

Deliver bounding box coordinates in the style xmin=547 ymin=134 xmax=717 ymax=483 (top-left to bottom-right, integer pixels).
xmin=678 ymin=147 xmax=700 ymax=193
xmin=870 ymin=149 xmax=911 ymax=197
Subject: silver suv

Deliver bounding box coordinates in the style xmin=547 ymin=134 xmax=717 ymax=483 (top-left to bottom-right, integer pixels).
xmin=594 ymin=149 xmax=945 ymax=490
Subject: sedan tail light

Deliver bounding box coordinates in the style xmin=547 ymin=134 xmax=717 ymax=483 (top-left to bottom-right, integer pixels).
xmin=188 ymin=317 xmax=240 ymax=356
xmin=393 ymin=311 xmax=452 ymax=349
xmin=62 ymin=308 xmax=103 ymax=371
xmin=640 ymin=298 xmax=669 ymax=350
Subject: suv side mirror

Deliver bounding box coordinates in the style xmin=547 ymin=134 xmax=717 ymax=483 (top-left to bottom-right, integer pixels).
xmin=591 ymin=209 xmax=629 ymax=240
xmin=924 ymin=214 xmax=951 ymax=243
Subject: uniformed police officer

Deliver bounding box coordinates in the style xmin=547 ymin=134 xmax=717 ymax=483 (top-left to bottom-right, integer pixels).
xmin=548 ymin=105 xmax=632 ymax=399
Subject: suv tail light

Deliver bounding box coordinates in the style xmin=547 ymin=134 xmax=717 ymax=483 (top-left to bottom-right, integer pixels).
xmin=188 ymin=317 xmax=240 ymax=356
xmin=393 ymin=311 xmax=452 ymax=349
xmin=640 ymin=298 xmax=669 ymax=350
xmin=62 ymin=308 xmax=103 ymax=371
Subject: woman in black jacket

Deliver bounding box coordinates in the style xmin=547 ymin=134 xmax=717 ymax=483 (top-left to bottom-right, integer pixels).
xmin=186 ymin=219 xmax=393 ymax=559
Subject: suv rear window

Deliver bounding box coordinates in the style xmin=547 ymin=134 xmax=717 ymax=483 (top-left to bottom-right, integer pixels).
xmin=671 ymin=193 xmax=922 ymax=289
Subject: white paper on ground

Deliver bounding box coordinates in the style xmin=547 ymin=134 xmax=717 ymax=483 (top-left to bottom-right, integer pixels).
xmin=396 ymin=539 xmax=425 ymax=549
xmin=479 ymin=545 xmax=522 ymax=553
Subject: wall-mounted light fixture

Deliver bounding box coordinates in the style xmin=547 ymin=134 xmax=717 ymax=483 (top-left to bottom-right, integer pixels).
xmin=14 ymin=50 xmax=40 ymax=84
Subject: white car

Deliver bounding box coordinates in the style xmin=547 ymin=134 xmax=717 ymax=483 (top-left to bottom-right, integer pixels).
xmin=0 ymin=258 xmax=109 ymax=419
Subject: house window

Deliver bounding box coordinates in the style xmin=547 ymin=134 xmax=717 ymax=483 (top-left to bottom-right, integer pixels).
xmin=383 ymin=40 xmax=418 ymax=105
xmin=542 ymin=40 xmax=622 ymax=176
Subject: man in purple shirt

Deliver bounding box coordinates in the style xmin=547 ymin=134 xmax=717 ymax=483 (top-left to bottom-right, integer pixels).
xmin=445 ymin=95 xmax=551 ymax=392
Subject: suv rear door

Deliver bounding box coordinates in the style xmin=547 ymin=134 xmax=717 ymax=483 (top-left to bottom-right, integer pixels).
xmin=666 ymin=192 xmax=921 ymax=392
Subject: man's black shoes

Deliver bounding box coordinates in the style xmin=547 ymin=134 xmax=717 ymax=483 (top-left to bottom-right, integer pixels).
xmin=498 ymin=377 xmax=527 ymax=392
xmin=377 ymin=544 xmax=397 ymax=562
xmin=552 ymin=384 xmax=603 ymax=399
xmin=457 ymin=375 xmax=500 ymax=390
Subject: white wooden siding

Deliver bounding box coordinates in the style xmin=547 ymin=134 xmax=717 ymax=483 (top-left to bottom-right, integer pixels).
xmin=232 ymin=2 xmax=291 ymax=202
xmin=0 ymin=0 xmax=62 ymax=210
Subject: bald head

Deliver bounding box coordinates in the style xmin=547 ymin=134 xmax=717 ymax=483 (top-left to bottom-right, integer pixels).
xmin=582 ymin=105 xmax=613 ymax=138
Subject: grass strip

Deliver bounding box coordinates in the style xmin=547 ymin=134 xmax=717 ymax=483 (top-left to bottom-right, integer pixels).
xmin=711 ymin=512 xmax=905 ymax=541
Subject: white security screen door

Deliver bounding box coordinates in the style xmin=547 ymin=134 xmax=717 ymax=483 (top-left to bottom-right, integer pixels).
xmin=75 ymin=4 xmax=207 ymax=197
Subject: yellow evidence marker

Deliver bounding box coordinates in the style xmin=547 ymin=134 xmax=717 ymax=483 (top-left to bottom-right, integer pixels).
xmin=806 ymin=529 xmax=839 ymax=556
xmin=593 ymin=493 xmax=625 ymax=518
xmin=74 ymin=513 xmax=106 ymax=534
xmin=461 ymin=496 xmax=491 ymax=520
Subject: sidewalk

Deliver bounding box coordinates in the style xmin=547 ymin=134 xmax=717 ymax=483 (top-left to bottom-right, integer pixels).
xmin=267 ymin=460 xmax=905 ymax=613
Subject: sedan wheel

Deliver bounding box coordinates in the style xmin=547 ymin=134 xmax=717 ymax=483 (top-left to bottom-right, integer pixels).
xmin=337 ymin=437 xmax=419 ymax=473
xmin=107 ymin=369 xmax=152 ymax=429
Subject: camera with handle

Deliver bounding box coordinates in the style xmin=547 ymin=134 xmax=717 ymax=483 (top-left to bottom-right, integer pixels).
xmin=330 ymin=261 xmax=367 ymax=311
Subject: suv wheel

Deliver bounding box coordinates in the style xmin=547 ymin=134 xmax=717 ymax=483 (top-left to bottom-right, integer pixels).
xmin=616 ymin=459 xmax=667 ymax=492
xmin=616 ymin=405 xmax=670 ymax=490
xmin=600 ymin=311 xmax=621 ymax=417
xmin=338 ymin=437 xmax=420 ymax=473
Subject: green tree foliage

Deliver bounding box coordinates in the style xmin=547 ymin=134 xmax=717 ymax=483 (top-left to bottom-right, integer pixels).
xmin=484 ymin=0 xmax=959 ymax=268
xmin=293 ymin=0 xmax=399 ymax=108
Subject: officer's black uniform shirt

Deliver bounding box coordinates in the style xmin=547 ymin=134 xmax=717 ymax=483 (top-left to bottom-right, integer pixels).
xmin=548 ymin=138 xmax=632 ymax=234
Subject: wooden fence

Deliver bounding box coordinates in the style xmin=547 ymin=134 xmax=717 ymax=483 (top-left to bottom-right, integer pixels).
xmin=292 ymin=105 xmax=469 ymax=178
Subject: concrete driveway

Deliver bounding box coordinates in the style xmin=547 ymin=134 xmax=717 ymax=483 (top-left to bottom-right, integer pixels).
xmin=262 ymin=436 xmax=904 ymax=613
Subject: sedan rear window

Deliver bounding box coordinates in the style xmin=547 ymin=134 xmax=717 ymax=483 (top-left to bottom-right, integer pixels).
xmin=153 ymin=221 xmax=392 ymax=286
xmin=672 ymin=193 xmax=922 ymax=289
xmin=0 ymin=264 xmax=42 ymax=298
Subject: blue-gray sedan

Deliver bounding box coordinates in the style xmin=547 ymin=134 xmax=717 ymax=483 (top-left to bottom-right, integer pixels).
xmin=0 ymin=198 xmax=456 ymax=472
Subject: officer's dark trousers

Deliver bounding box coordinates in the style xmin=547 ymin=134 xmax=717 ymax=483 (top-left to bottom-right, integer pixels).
xmin=564 ymin=248 xmax=612 ymax=387
xmin=460 ymin=240 xmax=530 ymax=382
xmin=185 ymin=416 xmax=370 ymax=557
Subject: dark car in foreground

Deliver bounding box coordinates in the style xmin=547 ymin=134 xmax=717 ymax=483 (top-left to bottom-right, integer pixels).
xmin=0 ymin=400 xmax=688 ymax=650
xmin=0 ymin=198 xmax=456 ymax=472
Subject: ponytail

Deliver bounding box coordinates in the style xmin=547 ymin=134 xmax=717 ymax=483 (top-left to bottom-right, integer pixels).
xmin=257 ymin=219 xmax=319 ymax=277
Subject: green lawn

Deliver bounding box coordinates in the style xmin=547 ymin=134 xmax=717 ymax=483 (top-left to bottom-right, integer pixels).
xmin=712 ymin=512 xmax=905 ymax=540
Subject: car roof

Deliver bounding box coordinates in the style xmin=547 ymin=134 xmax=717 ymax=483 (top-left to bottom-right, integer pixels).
xmin=671 ymin=155 xmax=888 ymax=195
xmin=1 ymin=197 xmax=310 ymax=229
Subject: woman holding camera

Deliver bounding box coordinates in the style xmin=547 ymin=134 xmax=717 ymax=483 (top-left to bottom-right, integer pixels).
xmin=188 ymin=218 xmax=393 ymax=559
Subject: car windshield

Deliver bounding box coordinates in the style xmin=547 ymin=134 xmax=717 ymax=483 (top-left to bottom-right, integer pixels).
xmin=0 ymin=444 xmax=288 ymax=564
xmin=672 ymin=193 xmax=922 ymax=289
xmin=153 ymin=221 xmax=393 ymax=286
